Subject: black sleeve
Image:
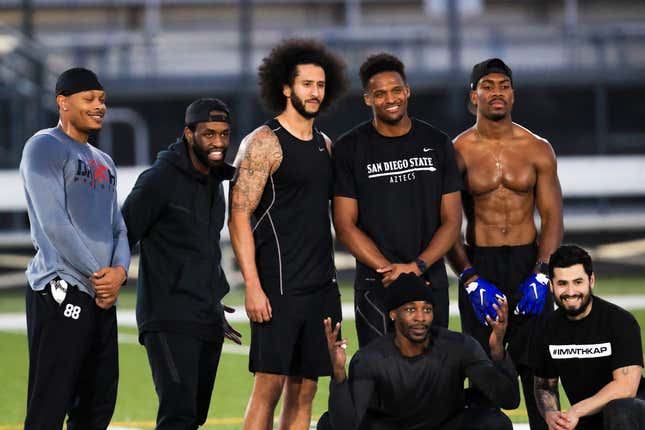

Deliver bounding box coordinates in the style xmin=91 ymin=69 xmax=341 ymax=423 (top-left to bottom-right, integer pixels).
xmin=462 ymin=335 xmax=520 ymax=409
xmin=329 ymin=352 xmax=375 ymax=430
xmin=441 ymin=135 xmax=462 ymax=195
xmin=533 ymin=320 xmax=559 ymax=379
xmin=610 ymin=309 xmax=644 ymax=370
xmin=332 ymin=136 xmax=358 ymax=199
xmin=121 ymin=166 xmax=169 ymax=249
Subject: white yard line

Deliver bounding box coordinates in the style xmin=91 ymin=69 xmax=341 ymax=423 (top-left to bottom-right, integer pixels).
xmin=307 ymin=422 xmax=530 ymax=429
xmin=108 ymin=422 xmax=530 ymax=429
xmin=2 ymin=295 xmax=645 ymax=332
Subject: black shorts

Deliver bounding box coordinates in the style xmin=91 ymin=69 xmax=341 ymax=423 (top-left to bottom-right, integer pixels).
xmin=249 ymin=283 xmax=341 ymax=378
xmin=458 ymin=243 xmax=554 ymax=368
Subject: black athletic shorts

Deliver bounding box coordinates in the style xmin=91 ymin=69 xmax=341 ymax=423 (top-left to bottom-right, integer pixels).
xmin=458 ymin=243 xmax=554 ymax=368
xmin=249 ymin=282 xmax=342 ymax=378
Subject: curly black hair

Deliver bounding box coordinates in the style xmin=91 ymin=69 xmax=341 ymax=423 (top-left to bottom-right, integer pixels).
xmin=359 ymin=52 xmax=406 ymax=90
xmin=258 ymin=38 xmax=348 ymax=114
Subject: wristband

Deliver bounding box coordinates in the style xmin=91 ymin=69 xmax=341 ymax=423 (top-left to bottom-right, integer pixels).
xmin=535 ymin=260 xmax=549 ymax=274
xmin=459 ymin=267 xmax=477 ymax=284
xmin=415 ymin=258 xmax=427 ymax=274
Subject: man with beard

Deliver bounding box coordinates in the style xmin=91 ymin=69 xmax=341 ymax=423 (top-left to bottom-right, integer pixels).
xmin=447 ymin=58 xmax=563 ymax=429
xmin=122 ymin=98 xmax=242 ymax=429
xmin=318 ymin=273 xmax=518 ymax=430
xmin=534 ymin=245 xmax=645 ymax=430
xmin=333 ymin=53 xmax=462 ymax=347
xmin=20 ymin=68 xmax=130 ymax=429
xmin=228 ymin=39 xmax=348 ymax=430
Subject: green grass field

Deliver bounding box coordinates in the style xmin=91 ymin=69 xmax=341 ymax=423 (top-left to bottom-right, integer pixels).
xmin=1 ymin=277 xmax=644 ymax=429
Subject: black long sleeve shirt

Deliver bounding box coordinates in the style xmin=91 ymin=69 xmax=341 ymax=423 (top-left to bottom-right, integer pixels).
xmin=329 ymin=328 xmax=519 ymax=430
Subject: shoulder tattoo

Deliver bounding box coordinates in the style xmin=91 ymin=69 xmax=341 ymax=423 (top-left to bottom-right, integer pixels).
xmin=230 ymin=127 xmax=282 ymax=213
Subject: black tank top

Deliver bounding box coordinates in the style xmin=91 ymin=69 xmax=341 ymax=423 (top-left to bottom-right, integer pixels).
xmin=252 ymin=118 xmax=335 ymax=296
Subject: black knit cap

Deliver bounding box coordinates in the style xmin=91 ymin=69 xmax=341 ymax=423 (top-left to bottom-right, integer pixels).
xmin=185 ymin=98 xmax=231 ymax=126
xmin=470 ymin=58 xmax=512 ymax=90
xmin=386 ymin=273 xmax=435 ymax=312
xmin=55 ymin=67 xmax=103 ymax=96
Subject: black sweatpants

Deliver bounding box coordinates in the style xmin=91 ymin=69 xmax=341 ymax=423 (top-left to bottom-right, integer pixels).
xmin=143 ymin=331 xmax=224 ymax=430
xmin=458 ymin=243 xmax=553 ymax=430
xmin=25 ymin=283 xmax=118 ymax=430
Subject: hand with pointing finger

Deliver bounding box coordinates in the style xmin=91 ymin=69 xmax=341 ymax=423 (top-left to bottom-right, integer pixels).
xmin=324 ymin=317 xmax=348 ymax=382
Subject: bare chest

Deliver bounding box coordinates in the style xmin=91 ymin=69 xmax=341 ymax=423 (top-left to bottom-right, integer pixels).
xmin=464 ymin=146 xmax=537 ymax=196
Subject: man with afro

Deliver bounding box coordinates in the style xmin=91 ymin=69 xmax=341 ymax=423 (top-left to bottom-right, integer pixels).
xmin=229 ymin=38 xmax=348 ymax=430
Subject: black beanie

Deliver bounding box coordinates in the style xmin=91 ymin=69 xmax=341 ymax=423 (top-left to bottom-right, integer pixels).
xmin=386 ymin=273 xmax=435 ymax=312
xmin=55 ymin=67 xmax=103 ymax=96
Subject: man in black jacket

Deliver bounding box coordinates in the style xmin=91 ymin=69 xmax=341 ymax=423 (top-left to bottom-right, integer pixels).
xmin=122 ymin=98 xmax=241 ymax=429
xmin=320 ymin=273 xmax=519 ymax=430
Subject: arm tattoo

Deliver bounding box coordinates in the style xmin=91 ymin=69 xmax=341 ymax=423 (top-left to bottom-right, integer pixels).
xmin=230 ymin=127 xmax=282 ymax=214
xmin=534 ymin=376 xmax=561 ymax=416
xmin=621 ymin=367 xmax=629 ymax=376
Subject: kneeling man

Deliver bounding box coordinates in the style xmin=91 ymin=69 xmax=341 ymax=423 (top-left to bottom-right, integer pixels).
xmin=534 ymin=245 xmax=645 ymax=430
xmin=321 ymin=273 xmax=519 ymax=430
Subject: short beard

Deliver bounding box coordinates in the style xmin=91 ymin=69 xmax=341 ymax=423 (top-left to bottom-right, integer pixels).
xmin=377 ymin=111 xmax=405 ymax=125
xmin=401 ymin=323 xmax=430 ymax=344
xmin=486 ymin=112 xmax=507 ymax=122
xmin=405 ymin=332 xmax=430 ymax=344
xmin=191 ymin=137 xmax=225 ymax=168
xmin=480 ymin=107 xmax=508 ymax=122
xmin=290 ymin=91 xmax=319 ymax=119
xmin=559 ymin=293 xmax=593 ymax=317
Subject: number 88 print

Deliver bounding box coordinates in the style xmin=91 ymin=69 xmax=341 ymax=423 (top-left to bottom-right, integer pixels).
xmin=63 ymin=303 xmax=82 ymax=320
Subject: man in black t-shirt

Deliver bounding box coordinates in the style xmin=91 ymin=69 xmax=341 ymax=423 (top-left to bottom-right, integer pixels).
xmin=318 ymin=273 xmax=518 ymax=430
xmin=333 ymin=53 xmax=462 ymax=347
xmin=534 ymin=245 xmax=645 ymax=430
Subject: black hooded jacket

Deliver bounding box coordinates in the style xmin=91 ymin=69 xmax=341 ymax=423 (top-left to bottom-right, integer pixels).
xmin=122 ymin=138 xmax=235 ymax=342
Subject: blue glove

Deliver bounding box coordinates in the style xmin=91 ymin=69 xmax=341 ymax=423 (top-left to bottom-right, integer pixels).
xmin=464 ymin=277 xmax=506 ymax=326
xmin=515 ymin=272 xmax=549 ymax=315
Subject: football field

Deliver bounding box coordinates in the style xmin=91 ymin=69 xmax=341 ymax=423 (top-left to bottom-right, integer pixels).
xmin=1 ymin=278 xmax=644 ymax=430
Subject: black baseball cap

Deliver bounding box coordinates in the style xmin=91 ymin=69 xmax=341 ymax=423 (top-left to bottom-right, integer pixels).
xmin=184 ymin=98 xmax=231 ymax=126
xmin=55 ymin=67 xmax=103 ymax=96
xmin=386 ymin=273 xmax=435 ymax=312
xmin=470 ymin=58 xmax=513 ymax=90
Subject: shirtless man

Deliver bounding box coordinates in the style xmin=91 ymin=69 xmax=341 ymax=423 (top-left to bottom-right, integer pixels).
xmin=447 ymin=58 xmax=563 ymax=430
